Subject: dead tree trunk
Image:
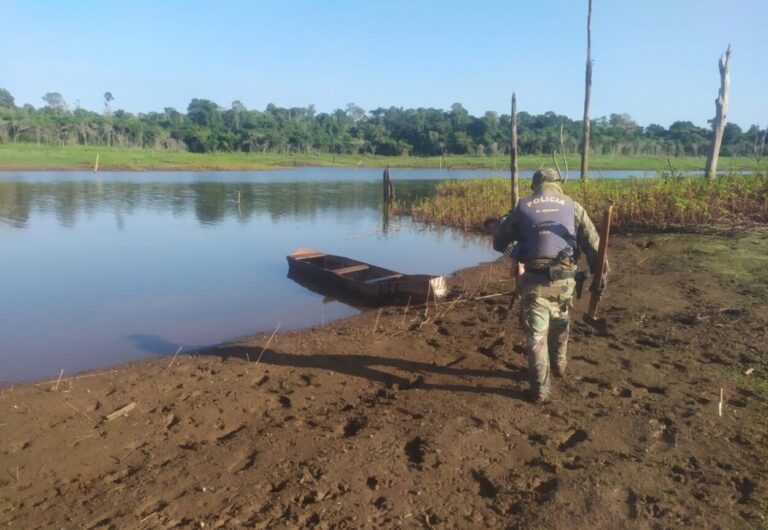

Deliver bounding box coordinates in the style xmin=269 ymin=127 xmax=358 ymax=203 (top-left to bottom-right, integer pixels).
xmin=510 ymin=93 xmax=520 ymax=209
xmin=383 ymin=166 xmax=395 ymax=205
xmin=755 ymin=126 xmax=767 ymax=171
xmin=705 ymin=45 xmax=732 ymax=181
xmin=579 ymin=0 xmax=593 ymax=181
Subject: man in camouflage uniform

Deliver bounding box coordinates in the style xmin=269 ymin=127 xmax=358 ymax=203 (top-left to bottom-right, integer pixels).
xmin=493 ymin=168 xmax=602 ymax=404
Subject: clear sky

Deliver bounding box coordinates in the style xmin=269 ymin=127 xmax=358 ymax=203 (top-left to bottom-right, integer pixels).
xmin=1 ymin=0 xmax=765 ymax=128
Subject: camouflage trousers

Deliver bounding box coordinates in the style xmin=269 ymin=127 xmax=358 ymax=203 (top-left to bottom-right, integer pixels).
xmin=519 ymin=272 xmax=576 ymax=399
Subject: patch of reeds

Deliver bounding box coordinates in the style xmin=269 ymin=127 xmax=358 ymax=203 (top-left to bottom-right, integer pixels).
xmin=400 ymin=174 xmax=768 ymax=233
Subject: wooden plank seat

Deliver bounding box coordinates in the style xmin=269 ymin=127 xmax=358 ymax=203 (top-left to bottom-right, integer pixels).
xmin=365 ymin=273 xmax=404 ymax=284
xmin=331 ymin=264 xmax=370 ymax=275
xmin=292 ymin=251 xmax=327 ymax=260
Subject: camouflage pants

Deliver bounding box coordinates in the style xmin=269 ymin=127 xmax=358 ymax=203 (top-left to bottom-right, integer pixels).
xmin=519 ymin=272 xmax=576 ymax=398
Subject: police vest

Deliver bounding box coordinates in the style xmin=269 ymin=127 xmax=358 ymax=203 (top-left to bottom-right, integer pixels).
xmin=515 ymin=191 xmax=577 ymax=262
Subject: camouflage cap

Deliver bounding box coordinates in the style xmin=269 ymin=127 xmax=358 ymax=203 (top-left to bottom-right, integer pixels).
xmin=532 ymin=168 xmax=560 ymax=186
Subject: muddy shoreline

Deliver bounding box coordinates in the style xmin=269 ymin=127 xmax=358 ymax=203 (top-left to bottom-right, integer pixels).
xmin=2 ymin=233 xmax=767 ymax=529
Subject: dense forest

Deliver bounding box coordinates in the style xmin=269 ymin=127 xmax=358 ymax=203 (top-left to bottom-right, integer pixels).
xmin=0 ymin=88 xmax=764 ymax=158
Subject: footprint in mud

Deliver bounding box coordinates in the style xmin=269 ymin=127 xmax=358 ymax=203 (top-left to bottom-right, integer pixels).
xmin=620 ymin=358 xmax=632 ymax=370
xmin=562 ymin=456 xmax=586 ymax=470
xmin=404 ymin=436 xmax=427 ymax=467
xmin=8 ymin=440 xmax=31 ymax=453
xmin=635 ymin=336 xmax=662 ymax=348
xmin=471 ymin=469 xmax=499 ymax=498
xmin=672 ymin=362 xmax=687 ymax=373
xmin=178 ymin=441 xmax=203 ymax=451
xmin=373 ymin=496 xmax=392 ymax=510
xmin=136 ymin=500 xmax=169 ymax=520
xmin=533 ymin=478 xmax=559 ymax=504
xmin=527 ymin=432 xmax=548 ymax=446
xmin=732 ymin=476 xmax=757 ymax=504
xmin=727 ymin=397 xmax=748 ymax=408
xmin=164 ymin=413 xmax=179 ymax=430
xmin=629 ymin=379 xmax=666 ymax=395
xmin=581 ymin=376 xmax=611 ymax=389
xmin=647 ymin=418 xmax=676 ymax=451
xmin=228 ymin=449 xmax=259 ymax=473
xmin=670 ymin=464 xmax=691 ymax=484
xmin=612 ymin=387 xmax=632 ymax=398
xmin=729 ymin=433 xmax=753 ymax=448
xmin=478 ymin=336 xmax=504 ymax=359
xmin=526 ymin=457 xmax=557 ymax=473
xmin=572 ymin=354 xmax=598 ymax=365
xmin=628 ymin=490 xmax=673 ymax=519
xmin=557 ymin=429 xmax=588 ymax=451
xmin=343 ymin=415 xmax=368 ymax=438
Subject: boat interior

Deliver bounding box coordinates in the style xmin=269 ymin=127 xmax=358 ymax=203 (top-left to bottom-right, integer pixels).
xmin=290 ymin=248 xmax=404 ymax=283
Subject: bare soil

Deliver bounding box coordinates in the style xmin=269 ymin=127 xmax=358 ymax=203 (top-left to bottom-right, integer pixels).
xmin=2 ymin=232 xmax=767 ymax=529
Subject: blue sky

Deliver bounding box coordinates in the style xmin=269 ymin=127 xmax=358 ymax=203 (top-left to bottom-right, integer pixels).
xmin=1 ymin=0 xmax=765 ymax=128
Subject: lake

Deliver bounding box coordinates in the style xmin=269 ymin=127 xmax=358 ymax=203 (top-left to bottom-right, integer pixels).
xmin=0 ymin=167 xmax=656 ymax=384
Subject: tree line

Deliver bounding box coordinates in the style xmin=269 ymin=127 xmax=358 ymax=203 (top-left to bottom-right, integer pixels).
xmin=0 ymin=88 xmax=764 ymax=158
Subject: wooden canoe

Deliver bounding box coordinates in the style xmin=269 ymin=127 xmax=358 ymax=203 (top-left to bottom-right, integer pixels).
xmin=286 ymin=248 xmax=447 ymax=305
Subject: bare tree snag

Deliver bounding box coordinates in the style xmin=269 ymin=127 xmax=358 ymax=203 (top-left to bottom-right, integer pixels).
xmin=705 ymin=45 xmax=732 ymax=181
xmin=510 ymin=93 xmax=520 ymax=209
xmin=383 ymin=166 xmax=395 ymax=205
xmin=755 ymin=126 xmax=767 ymax=171
xmin=558 ymin=123 xmax=568 ymax=180
xmin=580 ymin=0 xmax=593 ymax=181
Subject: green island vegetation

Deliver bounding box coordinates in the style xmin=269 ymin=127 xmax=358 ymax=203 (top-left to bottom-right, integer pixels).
xmin=398 ymin=174 xmax=768 ymax=233
xmin=0 ymin=88 xmax=764 ymax=171
xmin=0 ymin=143 xmax=761 ymax=172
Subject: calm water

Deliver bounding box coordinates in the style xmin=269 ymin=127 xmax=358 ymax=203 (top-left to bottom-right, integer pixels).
xmin=0 ymin=167 xmax=660 ymax=383
xmin=0 ymin=168 xmax=492 ymax=383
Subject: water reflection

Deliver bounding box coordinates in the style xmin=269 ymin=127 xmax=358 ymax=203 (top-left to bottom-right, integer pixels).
xmin=0 ymin=180 xmax=440 ymax=229
xmin=0 ymin=166 xmax=671 ymax=229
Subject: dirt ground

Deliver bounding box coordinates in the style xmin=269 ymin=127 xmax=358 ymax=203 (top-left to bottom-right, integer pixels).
xmin=2 ymin=231 xmax=767 ymax=529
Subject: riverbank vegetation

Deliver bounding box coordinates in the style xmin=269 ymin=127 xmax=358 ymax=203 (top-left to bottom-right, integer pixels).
xmin=1 ymin=88 xmax=765 ymax=162
xmin=401 ymin=174 xmax=768 ymax=232
xmin=0 ymin=144 xmax=762 ymax=172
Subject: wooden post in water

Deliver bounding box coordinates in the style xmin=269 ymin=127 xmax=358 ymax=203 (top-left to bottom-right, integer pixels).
xmin=383 ymin=165 xmax=395 ymax=205
xmin=705 ymin=45 xmax=732 ymax=181
xmin=510 ymin=93 xmax=520 ymax=209
xmin=93 ymin=153 xmax=100 ymax=173
xmin=383 ymin=166 xmax=389 ymax=204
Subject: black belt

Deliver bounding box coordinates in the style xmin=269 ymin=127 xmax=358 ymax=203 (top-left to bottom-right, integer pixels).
xmin=525 ymin=265 xmax=576 ymax=280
